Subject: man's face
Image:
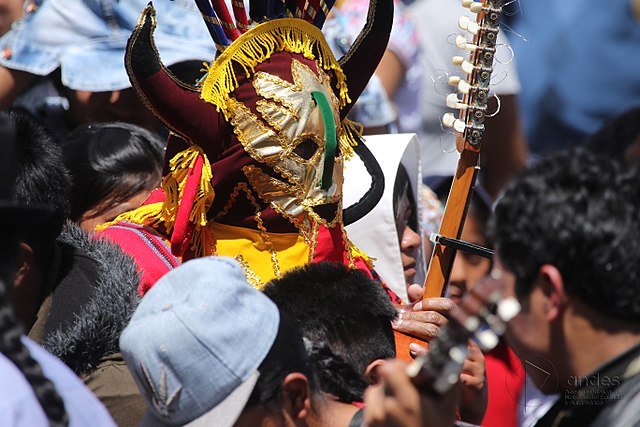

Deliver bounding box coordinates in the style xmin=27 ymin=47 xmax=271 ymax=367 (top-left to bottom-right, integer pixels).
xmin=493 ymin=255 xmax=557 ymax=393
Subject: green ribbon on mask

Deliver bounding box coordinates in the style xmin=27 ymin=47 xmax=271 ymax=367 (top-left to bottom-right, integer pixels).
xmin=311 ymin=91 xmax=337 ymax=190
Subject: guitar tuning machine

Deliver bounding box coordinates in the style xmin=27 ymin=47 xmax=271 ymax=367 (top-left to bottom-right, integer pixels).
xmin=442 ymin=112 xmax=466 ymax=133
xmin=452 ymin=56 xmax=494 ymax=78
xmin=451 ymin=56 xmax=475 ymax=74
xmin=448 ymin=76 xmax=473 ymax=94
xmin=461 ymin=0 xmax=484 ymax=13
xmin=458 ymin=15 xmax=480 ymax=35
xmin=446 ymin=93 xmax=467 ymax=109
xmin=455 ymin=35 xmax=478 ymax=52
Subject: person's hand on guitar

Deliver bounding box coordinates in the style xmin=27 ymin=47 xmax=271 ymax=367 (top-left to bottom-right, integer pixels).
xmin=363 ymin=359 xmax=461 ymax=427
xmin=458 ymin=340 xmax=487 ymax=424
xmin=391 ymin=284 xmax=453 ymax=355
xmin=392 ymin=284 xmax=488 ymax=424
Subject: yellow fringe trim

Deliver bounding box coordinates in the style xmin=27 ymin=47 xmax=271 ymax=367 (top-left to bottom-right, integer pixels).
xmin=97 ymin=146 xmax=216 ymax=257
xmin=340 ymin=118 xmax=363 ymax=159
xmin=200 ymin=18 xmax=350 ymax=120
xmin=349 ymin=242 xmax=377 ymax=271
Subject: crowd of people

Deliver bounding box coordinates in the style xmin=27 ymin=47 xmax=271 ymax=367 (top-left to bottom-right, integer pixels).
xmin=0 ymin=0 xmax=639 ymax=426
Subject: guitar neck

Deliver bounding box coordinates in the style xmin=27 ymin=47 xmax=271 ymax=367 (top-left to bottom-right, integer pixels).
xmin=422 ymin=0 xmax=504 ymax=300
xmin=423 ymin=147 xmax=480 ymax=299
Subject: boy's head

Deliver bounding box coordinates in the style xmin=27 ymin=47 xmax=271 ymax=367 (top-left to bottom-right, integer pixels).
xmin=425 ymin=175 xmax=494 ymax=304
xmin=264 ymin=262 xmax=397 ymax=402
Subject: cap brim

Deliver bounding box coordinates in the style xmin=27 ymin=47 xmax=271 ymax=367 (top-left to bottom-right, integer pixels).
xmin=140 ymin=371 xmax=260 ymax=427
xmin=59 ymin=34 xmax=215 ymax=92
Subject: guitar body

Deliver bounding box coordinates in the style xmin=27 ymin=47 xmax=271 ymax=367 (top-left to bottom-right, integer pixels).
xmin=394 ymin=330 xmax=428 ymax=360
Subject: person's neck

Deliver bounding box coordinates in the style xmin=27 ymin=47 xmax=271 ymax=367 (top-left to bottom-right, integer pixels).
xmin=562 ymin=299 xmax=640 ymax=381
xmin=306 ymin=395 xmax=360 ymax=427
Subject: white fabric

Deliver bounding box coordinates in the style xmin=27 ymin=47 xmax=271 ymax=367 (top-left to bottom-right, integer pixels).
xmin=518 ymin=376 xmax=559 ymax=427
xmin=343 ymin=134 xmax=426 ymax=302
xmin=0 ymin=337 xmax=115 ymax=427
xmin=409 ymin=0 xmax=521 ymax=177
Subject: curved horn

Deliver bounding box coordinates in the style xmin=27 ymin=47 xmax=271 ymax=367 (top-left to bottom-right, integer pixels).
xmin=126 ymin=4 xmax=222 ymax=155
xmin=342 ymin=135 xmax=385 ymax=225
xmin=337 ymin=0 xmax=394 ymax=119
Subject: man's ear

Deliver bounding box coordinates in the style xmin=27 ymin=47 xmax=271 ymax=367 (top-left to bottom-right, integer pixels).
xmin=364 ymin=359 xmax=386 ymax=385
xmin=281 ymin=373 xmax=311 ymax=421
xmin=13 ymin=242 xmax=34 ymax=290
xmin=538 ymin=264 xmax=566 ymax=321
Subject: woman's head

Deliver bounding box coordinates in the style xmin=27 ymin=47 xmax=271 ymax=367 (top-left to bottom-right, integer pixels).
xmin=393 ymin=164 xmax=422 ymax=286
xmin=62 ymin=122 xmax=164 ymax=231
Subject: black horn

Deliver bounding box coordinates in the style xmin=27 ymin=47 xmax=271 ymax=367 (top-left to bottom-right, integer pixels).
xmin=337 ymin=0 xmax=394 ymax=119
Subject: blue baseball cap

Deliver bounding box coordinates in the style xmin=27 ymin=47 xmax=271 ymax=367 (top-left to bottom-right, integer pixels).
xmin=0 ymin=0 xmax=216 ymax=91
xmin=119 ymin=257 xmax=280 ymax=426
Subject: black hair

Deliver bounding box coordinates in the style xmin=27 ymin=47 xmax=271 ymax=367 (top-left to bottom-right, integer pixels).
xmin=264 ymin=262 xmax=397 ymax=402
xmin=0 ymin=232 xmax=68 ymax=426
xmin=431 ymin=176 xmax=492 ymax=246
xmin=245 ymin=313 xmax=317 ymax=409
xmin=393 ymin=163 xmax=418 ymax=233
xmin=61 ymin=122 xmax=163 ymax=222
xmin=586 ymin=107 xmax=640 ymax=167
xmin=7 ymin=110 xmax=71 ymax=259
xmin=491 ymin=148 xmax=640 ymax=321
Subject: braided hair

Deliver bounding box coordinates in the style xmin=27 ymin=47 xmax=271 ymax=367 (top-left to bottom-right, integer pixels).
xmin=0 ymin=231 xmax=69 ymax=426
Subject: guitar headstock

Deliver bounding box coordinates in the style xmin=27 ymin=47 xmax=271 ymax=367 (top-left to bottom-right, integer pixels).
xmin=442 ymin=0 xmax=504 ymax=151
xmin=407 ymin=274 xmax=520 ymax=395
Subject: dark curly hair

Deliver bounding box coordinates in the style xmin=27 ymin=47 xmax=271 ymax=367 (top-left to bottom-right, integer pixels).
xmin=491 ymin=148 xmax=640 ymax=321
xmin=264 ymin=262 xmax=397 ymax=402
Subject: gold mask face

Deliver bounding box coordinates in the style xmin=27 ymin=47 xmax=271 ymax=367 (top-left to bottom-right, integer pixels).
xmin=228 ymin=59 xmax=344 ymax=239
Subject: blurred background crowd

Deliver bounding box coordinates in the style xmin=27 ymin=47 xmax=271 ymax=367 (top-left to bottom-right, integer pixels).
xmin=0 ymin=0 xmax=639 ymax=426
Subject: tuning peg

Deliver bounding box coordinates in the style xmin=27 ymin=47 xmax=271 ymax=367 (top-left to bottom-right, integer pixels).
xmin=442 ymin=113 xmax=467 ymax=133
xmin=462 ymin=0 xmax=484 ymax=13
xmin=497 ymin=297 xmax=521 ymax=322
xmin=446 ymin=93 xmax=465 ymax=109
xmin=475 ymin=329 xmax=500 ymax=351
xmin=452 ymin=56 xmax=475 ymax=75
xmin=469 ymin=2 xmax=483 ymax=13
xmin=448 ymin=75 xmax=461 ymax=86
xmin=455 ymin=35 xmax=477 ymax=51
xmin=462 ymin=60 xmax=475 ymax=74
xmin=457 ymin=79 xmax=472 ymax=94
xmin=458 ymin=16 xmax=480 ymax=35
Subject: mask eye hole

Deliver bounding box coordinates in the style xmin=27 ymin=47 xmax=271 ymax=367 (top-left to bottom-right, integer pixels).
xmin=293 ymin=136 xmax=320 ymax=161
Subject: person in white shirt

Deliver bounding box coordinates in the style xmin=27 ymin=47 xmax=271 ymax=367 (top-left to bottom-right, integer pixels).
xmin=409 ymin=0 xmax=527 ymax=197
